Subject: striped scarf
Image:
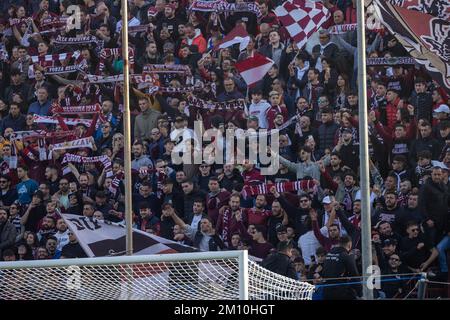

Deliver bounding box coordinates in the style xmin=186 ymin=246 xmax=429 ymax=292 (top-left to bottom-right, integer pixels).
xmin=241 ymin=180 xmax=317 ymax=198
xmin=30 ymin=51 xmax=81 ymax=65
xmin=98 ymin=47 xmax=135 ymax=72
xmin=62 ymin=153 xmax=113 ymax=177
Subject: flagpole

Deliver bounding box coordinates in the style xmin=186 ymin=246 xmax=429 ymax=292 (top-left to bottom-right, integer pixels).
xmin=356 ymin=0 xmax=373 ymax=300
xmin=121 ymin=0 xmax=133 ymax=256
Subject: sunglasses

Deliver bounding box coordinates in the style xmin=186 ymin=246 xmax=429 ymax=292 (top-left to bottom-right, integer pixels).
xmin=300 ymin=199 xmax=309 ymax=203
xmin=0 ymin=180 xmax=8 ymax=183
xmin=411 ymin=228 xmax=419 ymax=232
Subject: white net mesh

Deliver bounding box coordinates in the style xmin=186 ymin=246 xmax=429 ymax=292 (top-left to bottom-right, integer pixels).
xmin=0 ymin=254 xmax=315 ymax=300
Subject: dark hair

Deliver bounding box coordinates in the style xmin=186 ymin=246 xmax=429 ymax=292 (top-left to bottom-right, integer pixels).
xmin=339 ymin=235 xmax=352 ymax=247
xmin=406 ymin=220 xmax=418 ymax=229
xmin=17 ymin=165 xmax=29 ymax=172
xmin=277 ymin=241 xmax=293 ymax=252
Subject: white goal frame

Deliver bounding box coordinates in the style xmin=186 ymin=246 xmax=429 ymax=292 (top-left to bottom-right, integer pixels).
xmin=0 ymin=250 xmax=315 ymax=300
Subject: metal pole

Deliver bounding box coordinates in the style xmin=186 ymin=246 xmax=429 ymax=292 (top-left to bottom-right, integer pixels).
xmin=356 ymin=0 xmax=373 ymax=300
xmin=121 ymin=0 xmax=133 ymax=255
xmin=238 ymin=250 xmax=249 ymax=300
xmin=417 ymin=273 xmax=428 ymax=299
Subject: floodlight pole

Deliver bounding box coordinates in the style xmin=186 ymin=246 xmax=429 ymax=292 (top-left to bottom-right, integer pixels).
xmin=121 ymin=0 xmax=133 ymax=256
xmin=356 ymin=0 xmax=374 ymax=300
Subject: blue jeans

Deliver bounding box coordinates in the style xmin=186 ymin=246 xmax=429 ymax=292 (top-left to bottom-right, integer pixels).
xmin=437 ymin=236 xmax=450 ymax=273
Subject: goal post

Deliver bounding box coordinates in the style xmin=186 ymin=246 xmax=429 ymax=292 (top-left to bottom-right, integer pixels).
xmin=0 ymin=250 xmax=315 ymax=300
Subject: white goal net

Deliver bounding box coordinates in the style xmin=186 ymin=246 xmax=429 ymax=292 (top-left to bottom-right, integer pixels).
xmin=0 ymin=251 xmax=315 ymax=300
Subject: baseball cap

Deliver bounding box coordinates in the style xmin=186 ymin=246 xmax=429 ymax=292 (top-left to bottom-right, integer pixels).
xmin=433 ymin=104 xmax=450 ymax=114
xmin=322 ymin=196 xmax=332 ymax=204
xmin=247 ymin=115 xmax=259 ymax=122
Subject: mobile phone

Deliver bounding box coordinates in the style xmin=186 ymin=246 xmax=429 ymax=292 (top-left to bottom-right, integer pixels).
xmin=311 ymin=255 xmax=316 ymax=263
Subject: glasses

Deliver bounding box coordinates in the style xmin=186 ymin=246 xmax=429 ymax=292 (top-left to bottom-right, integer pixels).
xmin=300 ymin=199 xmax=309 ymax=203
xmin=200 ymin=165 xmax=209 ymax=168
xmin=0 ymin=180 xmax=7 ymax=183
xmin=411 ymin=228 xmax=419 ymax=232
xmin=151 ymin=132 xmax=160 ymax=135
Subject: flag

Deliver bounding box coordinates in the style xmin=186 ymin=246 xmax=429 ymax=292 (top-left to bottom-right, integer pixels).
xmin=214 ymin=25 xmax=250 ymax=51
xmin=385 ymin=0 xmax=450 ymax=20
xmin=274 ymin=0 xmax=330 ymax=49
xmin=373 ymin=0 xmax=450 ymax=89
xmin=62 ymin=214 xmax=197 ymax=257
xmin=235 ymin=52 xmax=274 ymax=87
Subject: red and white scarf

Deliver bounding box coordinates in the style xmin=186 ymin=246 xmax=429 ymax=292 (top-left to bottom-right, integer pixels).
xmin=187 ymin=95 xmax=246 ymax=111
xmin=241 ymin=180 xmax=318 ymax=198
xmin=51 ymin=103 xmax=101 ymax=115
xmin=98 ymin=47 xmax=135 ymax=72
xmin=30 ymin=51 xmax=81 ymax=65
xmin=52 ymin=137 xmax=93 ymax=151
xmin=33 ymin=115 xmax=93 ymax=127
xmin=62 ymin=153 xmax=113 ymax=177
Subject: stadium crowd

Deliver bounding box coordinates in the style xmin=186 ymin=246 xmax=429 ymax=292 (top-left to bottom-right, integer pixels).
xmin=0 ymin=0 xmax=449 ymax=299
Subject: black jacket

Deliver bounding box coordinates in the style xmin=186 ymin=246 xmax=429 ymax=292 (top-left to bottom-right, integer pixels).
xmin=322 ymin=246 xmax=360 ymax=300
xmin=277 ymin=195 xmax=309 ymax=238
xmin=183 ymin=189 xmax=207 ymax=223
xmin=0 ymin=221 xmax=17 ymax=259
xmin=317 ymin=121 xmax=339 ymax=157
xmin=419 ymin=180 xmax=450 ymax=233
xmin=261 ymin=252 xmax=297 ymax=280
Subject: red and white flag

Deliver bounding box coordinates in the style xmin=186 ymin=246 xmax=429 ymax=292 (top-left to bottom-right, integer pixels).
xmin=235 ymin=52 xmax=274 ymax=87
xmin=275 ymin=0 xmax=330 ymax=49
xmin=214 ymin=25 xmax=250 ymax=51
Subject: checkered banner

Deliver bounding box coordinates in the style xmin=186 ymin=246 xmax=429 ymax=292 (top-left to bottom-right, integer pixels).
xmin=275 ymin=0 xmax=330 ymax=49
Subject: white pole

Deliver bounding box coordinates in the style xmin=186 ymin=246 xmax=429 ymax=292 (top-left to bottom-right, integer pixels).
xmin=121 ymin=0 xmax=133 ymax=255
xmin=238 ymin=250 xmax=249 ymax=300
xmin=356 ymin=0 xmax=373 ymax=300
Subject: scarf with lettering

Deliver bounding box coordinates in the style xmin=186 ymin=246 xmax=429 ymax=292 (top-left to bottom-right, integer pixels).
xmin=366 ymin=57 xmax=416 ymax=66
xmin=147 ymin=85 xmax=196 ymax=95
xmin=241 ymin=180 xmax=317 ymax=198
xmin=52 ymin=137 xmax=94 ymax=151
xmin=53 ymin=36 xmax=104 ymax=55
xmin=109 ymin=170 xmax=124 ymax=195
xmin=62 ymin=153 xmax=113 ymax=177
xmin=143 ymin=64 xmax=191 ymax=74
xmin=51 ymin=103 xmax=101 ymax=115
xmin=33 ymin=115 xmax=93 ymax=127
xmin=187 ymin=95 xmax=246 ymax=111
xmin=11 ymin=130 xmax=77 ymax=142
xmin=40 ymin=16 xmax=68 ymax=29
xmin=189 ymin=0 xmax=262 ymax=19
xmin=221 ymin=207 xmax=233 ymax=246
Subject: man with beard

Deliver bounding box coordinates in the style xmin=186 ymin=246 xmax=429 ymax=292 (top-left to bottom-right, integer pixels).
xmin=0 ymin=175 xmax=18 ymax=210
xmin=136 ymin=202 xmax=160 ymax=235
xmin=20 ymin=190 xmax=46 ymax=233
xmin=219 ymin=164 xmax=244 ymax=191
xmin=54 ymin=218 xmax=69 ymax=253
xmin=216 ymin=194 xmax=248 ymax=247
xmin=61 ymin=231 xmax=87 ymax=259
xmin=132 ymin=182 xmax=161 ymax=218
xmin=419 ymin=167 xmax=450 ymax=245
xmin=322 ymin=236 xmax=360 ymax=300
xmin=131 ymin=141 xmax=153 ymax=171
xmin=36 ymin=216 xmax=56 ymax=245
xmin=44 ymin=165 xmax=60 ymax=195
xmin=372 ymin=191 xmax=405 ymax=232
xmin=267 ymin=200 xmax=288 ymax=246
xmin=52 ymin=178 xmax=71 ymax=210
xmin=271 ymin=187 xmax=312 ymax=238
xmin=334 ymin=128 xmax=359 ymax=171
xmin=325 ymin=170 xmax=360 ymax=216
xmin=395 ymin=191 xmax=425 ymax=237
xmin=0 ymin=208 xmax=16 ymax=259
xmin=181 ymin=179 xmax=206 ymax=224
xmin=245 ymin=194 xmax=272 ymax=230
xmin=205 ymin=177 xmax=230 ymax=226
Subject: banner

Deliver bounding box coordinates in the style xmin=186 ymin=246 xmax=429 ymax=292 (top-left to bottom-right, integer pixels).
xmin=386 ymin=0 xmax=450 ymax=20
xmin=373 ymin=0 xmax=450 ymax=89
xmin=52 ymin=137 xmax=93 ymax=151
xmin=11 ymin=129 xmax=77 ymax=141
xmin=61 ymin=214 xmax=197 ymax=257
